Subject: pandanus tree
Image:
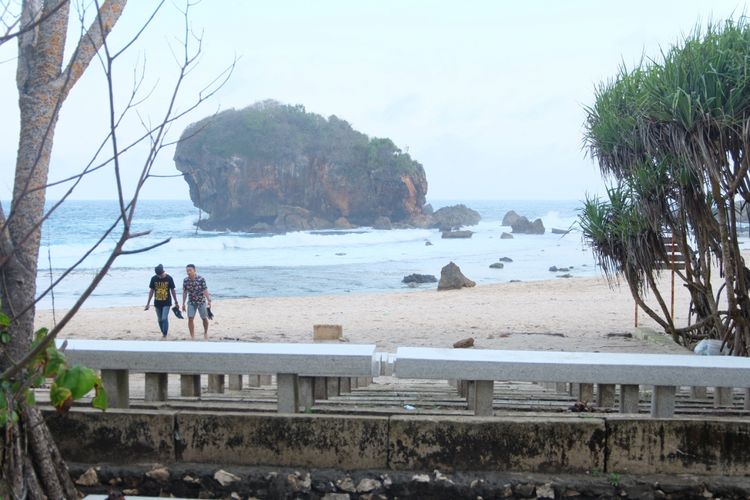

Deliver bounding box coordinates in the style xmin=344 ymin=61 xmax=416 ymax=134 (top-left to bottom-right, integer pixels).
xmin=581 ymin=18 xmax=750 ymax=355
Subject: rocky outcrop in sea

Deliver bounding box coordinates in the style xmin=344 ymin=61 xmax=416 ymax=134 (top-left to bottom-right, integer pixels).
xmin=502 ymin=210 xmax=545 ymax=234
xmin=173 ymin=100 xmax=481 ymax=233
xmin=173 ymin=101 xmax=427 ymax=232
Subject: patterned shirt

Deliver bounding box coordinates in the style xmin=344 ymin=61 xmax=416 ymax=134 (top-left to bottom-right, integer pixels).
xmin=183 ymin=275 xmax=208 ymax=305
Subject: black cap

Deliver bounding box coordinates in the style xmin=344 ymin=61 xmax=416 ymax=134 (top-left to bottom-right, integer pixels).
xmin=154 ymin=264 xmax=164 ymax=275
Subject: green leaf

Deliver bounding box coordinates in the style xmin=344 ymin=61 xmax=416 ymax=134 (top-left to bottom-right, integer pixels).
xmin=55 ymin=365 xmax=98 ymax=399
xmin=43 ymin=347 xmax=66 ymax=378
xmin=30 ymin=374 xmax=45 ymax=388
xmin=0 ymin=331 xmax=9 ymax=344
xmin=49 ymin=384 xmax=72 ymax=410
xmin=91 ymin=383 xmax=108 ymax=411
xmin=29 ymin=328 xmax=50 ymax=359
xmin=0 ymin=311 xmax=9 ymax=328
xmin=25 ymin=389 xmax=35 ymax=407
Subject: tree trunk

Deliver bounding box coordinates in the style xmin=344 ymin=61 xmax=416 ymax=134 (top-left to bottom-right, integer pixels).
xmin=1 ymin=1 xmax=127 ymax=497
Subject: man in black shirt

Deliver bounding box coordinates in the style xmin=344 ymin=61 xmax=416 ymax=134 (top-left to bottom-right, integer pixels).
xmin=145 ymin=264 xmax=179 ymax=338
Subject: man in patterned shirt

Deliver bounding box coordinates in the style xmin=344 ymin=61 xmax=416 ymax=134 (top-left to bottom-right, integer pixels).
xmin=182 ymin=263 xmax=212 ymax=340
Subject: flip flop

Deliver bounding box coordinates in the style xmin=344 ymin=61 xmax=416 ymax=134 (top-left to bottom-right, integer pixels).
xmin=207 ymin=307 xmax=214 ymax=320
xmin=172 ymin=306 xmax=184 ymax=319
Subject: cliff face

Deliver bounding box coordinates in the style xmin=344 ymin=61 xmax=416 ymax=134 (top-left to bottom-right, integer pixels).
xmin=173 ymin=101 xmax=429 ymax=232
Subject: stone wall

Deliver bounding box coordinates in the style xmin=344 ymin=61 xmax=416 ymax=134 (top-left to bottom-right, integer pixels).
xmin=46 ymin=408 xmax=750 ymax=476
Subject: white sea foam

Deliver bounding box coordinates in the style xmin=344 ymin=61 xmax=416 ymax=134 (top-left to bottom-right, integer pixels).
xmin=35 ymin=199 xmax=600 ymax=309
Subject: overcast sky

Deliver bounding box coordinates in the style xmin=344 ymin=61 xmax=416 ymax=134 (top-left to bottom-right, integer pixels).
xmin=0 ymin=1 xmax=747 ymax=202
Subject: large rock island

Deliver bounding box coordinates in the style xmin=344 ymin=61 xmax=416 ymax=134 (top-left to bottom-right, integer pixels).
xmin=174 ymin=100 xmax=433 ymax=232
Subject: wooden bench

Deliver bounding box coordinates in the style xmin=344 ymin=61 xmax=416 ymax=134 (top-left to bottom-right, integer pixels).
xmin=394 ymin=347 xmax=750 ymax=417
xmin=56 ymin=339 xmax=377 ymax=413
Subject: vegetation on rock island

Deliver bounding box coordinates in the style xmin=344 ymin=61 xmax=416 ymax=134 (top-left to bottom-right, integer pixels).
xmin=580 ymin=17 xmax=750 ymax=355
xmin=177 ymin=100 xmax=422 ymax=178
xmin=174 ymin=100 xmax=429 ymax=231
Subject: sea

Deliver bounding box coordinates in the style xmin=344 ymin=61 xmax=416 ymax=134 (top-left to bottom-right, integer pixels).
xmin=34 ymin=199 xmax=602 ymax=310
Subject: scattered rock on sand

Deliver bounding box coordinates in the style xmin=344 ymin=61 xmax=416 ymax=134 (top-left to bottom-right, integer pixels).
xmin=438 ymin=262 xmax=476 ymax=290
xmin=453 ymin=337 xmax=475 ymax=348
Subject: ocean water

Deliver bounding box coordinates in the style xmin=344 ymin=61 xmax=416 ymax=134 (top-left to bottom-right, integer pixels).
xmin=34 ymin=199 xmax=600 ymax=309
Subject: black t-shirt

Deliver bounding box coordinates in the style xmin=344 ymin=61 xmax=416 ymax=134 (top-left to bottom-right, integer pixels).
xmin=149 ymin=274 xmax=176 ymax=307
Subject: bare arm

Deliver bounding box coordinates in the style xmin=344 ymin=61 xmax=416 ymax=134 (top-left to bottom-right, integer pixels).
xmin=145 ymin=289 xmax=154 ymax=310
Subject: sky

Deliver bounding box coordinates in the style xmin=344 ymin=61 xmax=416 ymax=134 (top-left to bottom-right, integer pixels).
xmin=1 ymin=1 xmax=748 ymax=202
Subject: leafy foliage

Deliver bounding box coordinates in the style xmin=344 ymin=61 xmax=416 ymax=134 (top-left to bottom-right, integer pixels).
xmin=176 ymin=100 xmax=422 ymax=178
xmin=0 ymin=320 xmax=107 ymax=427
xmin=580 ymin=17 xmax=750 ymax=352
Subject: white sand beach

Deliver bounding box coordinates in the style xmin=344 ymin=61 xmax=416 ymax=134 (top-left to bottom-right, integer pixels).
xmin=38 ymin=274 xmax=696 ymax=355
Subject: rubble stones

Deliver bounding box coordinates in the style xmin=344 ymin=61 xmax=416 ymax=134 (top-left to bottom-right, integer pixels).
xmin=67 ymin=464 xmax=750 ymax=499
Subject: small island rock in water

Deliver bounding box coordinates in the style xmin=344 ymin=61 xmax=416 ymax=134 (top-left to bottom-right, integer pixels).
xmin=174 ymin=100 xmax=480 ymax=233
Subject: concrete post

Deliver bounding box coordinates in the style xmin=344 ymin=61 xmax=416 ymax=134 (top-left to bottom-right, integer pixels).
xmin=569 ymin=383 xmax=580 ymax=398
xmin=101 ymin=369 xmax=129 ymax=408
xmin=579 ymin=383 xmax=594 ymax=403
xmin=690 ymin=386 xmax=707 ymax=399
xmin=247 ymin=375 xmax=260 ymax=387
xmin=339 ymin=377 xmax=352 ymax=394
xmin=326 ymin=377 xmax=340 ymax=397
xmin=745 ymin=388 xmax=750 ymax=411
xmin=144 ymin=373 xmax=168 ymax=402
xmin=555 ymin=382 xmax=568 ymax=393
xmin=313 ymin=377 xmax=328 ymax=400
xmin=458 ymin=380 xmax=468 ymax=398
xmin=651 ymin=385 xmax=676 ymax=418
xmin=473 ymin=380 xmax=494 ymax=416
xmin=276 ymin=373 xmax=299 ymax=413
xmin=180 ymin=374 xmax=201 ymax=397
xmin=620 ymin=384 xmax=640 ymax=413
xmin=467 ymin=381 xmax=476 ymax=411
xmin=228 ymin=374 xmax=243 ymax=390
xmin=207 ymin=374 xmax=225 ymax=393
xmin=596 ymin=384 xmax=616 ymax=408
xmin=714 ymin=387 xmax=733 ymax=408
xmin=299 ymin=376 xmax=314 ymax=411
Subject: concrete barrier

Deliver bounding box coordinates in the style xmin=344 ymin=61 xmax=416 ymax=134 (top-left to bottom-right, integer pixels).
xmin=389 ymin=415 xmax=605 ymax=472
xmin=43 ymin=408 xmax=750 ymax=476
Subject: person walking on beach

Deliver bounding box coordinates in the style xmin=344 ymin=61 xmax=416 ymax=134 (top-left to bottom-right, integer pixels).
xmin=145 ymin=264 xmax=178 ymax=339
xmin=182 ymin=263 xmax=211 ymax=340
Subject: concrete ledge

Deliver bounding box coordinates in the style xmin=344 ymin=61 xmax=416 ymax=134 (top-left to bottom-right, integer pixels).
xmin=176 ymin=411 xmax=389 ymax=469
xmin=389 ymin=415 xmax=606 ymax=472
xmin=44 ymin=408 xmax=175 ymax=463
xmin=607 ymin=416 xmax=750 ymax=475
xmin=45 ymin=408 xmax=750 ymax=476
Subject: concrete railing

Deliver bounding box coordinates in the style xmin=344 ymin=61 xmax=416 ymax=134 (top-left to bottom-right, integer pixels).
xmin=58 ymin=340 xmax=750 ymax=418
xmin=394 ymin=347 xmax=750 ymax=417
xmin=57 ymin=339 xmax=377 ymax=413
